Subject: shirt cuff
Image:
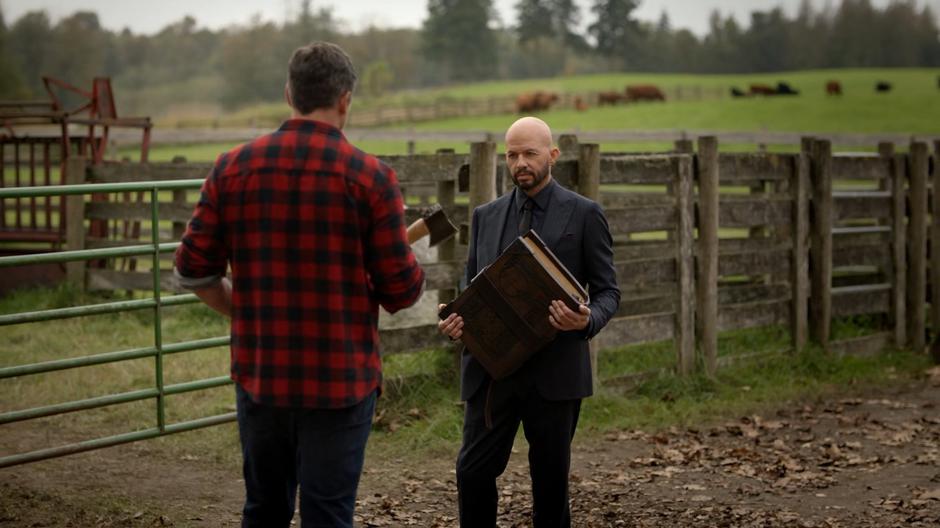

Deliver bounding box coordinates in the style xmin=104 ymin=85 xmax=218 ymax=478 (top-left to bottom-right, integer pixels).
xmin=174 ymin=268 xmax=222 ymax=290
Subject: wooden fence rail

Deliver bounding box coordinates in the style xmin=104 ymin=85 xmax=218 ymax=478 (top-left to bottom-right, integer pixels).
xmin=54 ymin=136 xmax=937 ymax=377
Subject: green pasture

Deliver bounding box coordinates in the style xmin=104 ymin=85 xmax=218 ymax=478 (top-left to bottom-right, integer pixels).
xmin=129 ymin=68 xmax=938 ymax=160
xmin=0 ymin=284 xmax=932 ymax=463
xmin=392 ymin=68 xmax=939 ymax=135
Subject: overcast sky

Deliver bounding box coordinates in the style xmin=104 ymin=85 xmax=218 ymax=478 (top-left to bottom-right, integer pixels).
xmin=5 ymin=0 xmax=939 ymax=36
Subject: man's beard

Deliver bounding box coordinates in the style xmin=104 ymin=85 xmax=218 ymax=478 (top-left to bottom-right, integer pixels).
xmin=512 ymin=164 xmax=549 ymax=190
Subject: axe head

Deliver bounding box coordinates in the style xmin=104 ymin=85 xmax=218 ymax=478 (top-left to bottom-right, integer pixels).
xmin=421 ymin=204 xmax=458 ymax=247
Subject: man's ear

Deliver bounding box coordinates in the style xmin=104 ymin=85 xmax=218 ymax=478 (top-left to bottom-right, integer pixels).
xmin=549 ymin=147 xmax=560 ymax=164
xmin=284 ymin=84 xmax=293 ymax=108
xmin=337 ymin=91 xmax=352 ymax=115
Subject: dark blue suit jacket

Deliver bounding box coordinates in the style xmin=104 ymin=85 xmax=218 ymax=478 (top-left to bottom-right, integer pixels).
xmin=459 ymin=181 xmax=620 ymax=401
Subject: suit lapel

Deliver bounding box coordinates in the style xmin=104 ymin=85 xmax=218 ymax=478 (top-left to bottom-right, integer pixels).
xmin=538 ymin=184 xmax=575 ymax=251
xmin=478 ymin=193 xmax=512 ymax=269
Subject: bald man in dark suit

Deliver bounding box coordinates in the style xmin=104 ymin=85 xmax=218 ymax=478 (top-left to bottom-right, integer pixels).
xmin=439 ymin=117 xmax=620 ymax=527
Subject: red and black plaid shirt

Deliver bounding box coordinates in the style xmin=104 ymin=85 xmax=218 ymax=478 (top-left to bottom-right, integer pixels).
xmin=175 ymin=119 xmax=425 ymax=409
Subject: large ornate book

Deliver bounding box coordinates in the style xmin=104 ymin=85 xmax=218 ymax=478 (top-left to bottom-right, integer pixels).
xmin=439 ymin=229 xmax=589 ymax=380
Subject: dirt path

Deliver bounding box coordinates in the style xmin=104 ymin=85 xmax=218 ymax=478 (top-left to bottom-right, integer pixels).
xmin=2 ymin=376 xmax=939 ymax=527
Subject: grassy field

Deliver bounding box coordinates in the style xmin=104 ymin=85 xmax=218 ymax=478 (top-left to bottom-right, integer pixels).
xmin=0 ymin=284 xmax=932 ymax=463
xmin=388 ymin=68 xmax=939 ymax=134
xmin=131 ymin=68 xmax=938 ymax=159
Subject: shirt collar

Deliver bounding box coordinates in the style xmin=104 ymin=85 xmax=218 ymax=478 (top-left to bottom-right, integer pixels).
xmin=515 ymin=179 xmax=555 ymax=212
xmin=277 ymin=118 xmax=345 ymax=140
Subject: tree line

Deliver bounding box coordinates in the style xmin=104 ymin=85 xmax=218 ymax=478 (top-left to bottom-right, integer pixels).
xmin=0 ymin=0 xmax=937 ymax=114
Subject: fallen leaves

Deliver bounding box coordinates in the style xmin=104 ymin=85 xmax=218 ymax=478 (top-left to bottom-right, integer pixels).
xmin=352 ymin=386 xmax=940 ymax=527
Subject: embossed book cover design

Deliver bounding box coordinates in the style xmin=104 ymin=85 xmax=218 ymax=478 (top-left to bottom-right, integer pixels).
xmin=440 ymin=230 xmax=589 ymax=379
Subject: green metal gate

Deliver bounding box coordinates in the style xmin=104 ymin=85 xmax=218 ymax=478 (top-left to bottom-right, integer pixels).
xmin=0 ymin=179 xmax=234 ymax=468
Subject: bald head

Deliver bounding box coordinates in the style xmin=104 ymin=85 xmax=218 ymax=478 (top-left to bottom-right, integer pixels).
xmin=504 ymin=117 xmax=559 ymax=195
xmin=505 ymin=117 xmax=554 ymax=148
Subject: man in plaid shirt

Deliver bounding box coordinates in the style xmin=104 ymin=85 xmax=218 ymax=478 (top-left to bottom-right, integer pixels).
xmin=174 ymin=42 xmax=425 ymax=528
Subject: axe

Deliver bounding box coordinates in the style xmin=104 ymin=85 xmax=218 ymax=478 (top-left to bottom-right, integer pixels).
xmin=406 ymin=204 xmax=458 ymax=247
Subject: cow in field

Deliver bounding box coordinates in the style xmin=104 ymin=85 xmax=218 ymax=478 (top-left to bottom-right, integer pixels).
xmin=624 ymin=84 xmax=666 ymax=102
xmin=776 ymin=82 xmax=799 ymax=95
xmin=597 ymin=91 xmax=624 ymax=106
xmin=515 ymin=90 xmax=559 ymax=113
xmin=730 ymin=87 xmax=747 ymax=98
xmin=574 ymin=96 xmax=588 ymax=112
xmin=826 ymin=81 xmax=842 ymax=96
xmin=749 ymin=84 xmax=777 ymax=96
xmin=876 ymin=81 xmax=892 ymax=93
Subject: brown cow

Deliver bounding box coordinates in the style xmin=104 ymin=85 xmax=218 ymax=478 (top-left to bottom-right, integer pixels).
xmin=597 ymin=91 xmax=623 ymax=106
xmin=515 ymin=90 xmax=558 ymax=113
xmin=749 ymin=84 xmax=777 ymax=96
xmin=826 ymin=81 xmax=842 ymax=96
xmin=624 ymin=84 xmax=666 ymax=102
xmin=535 ymin=91 xmax=558 ymax=110
xmin=574 ymin=96 xmax=588 ymax=112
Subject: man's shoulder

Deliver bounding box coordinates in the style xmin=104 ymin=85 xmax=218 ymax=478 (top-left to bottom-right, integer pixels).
xmin=553 ymin=182 xmax=596 ymax=206
xmin=474 ymin=192 xmax=512 ymax=215
xmin=212 ymin=131 xmax=280 ymax=173
xmin=344 ymin=144 xmax=395 ymax=191
xmin=348 ymin=143 xmax=390 ymax=172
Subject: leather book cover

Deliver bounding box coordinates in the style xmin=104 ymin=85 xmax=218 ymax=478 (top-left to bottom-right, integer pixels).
xmin=439 ymin=230 xmax=589 ymax=380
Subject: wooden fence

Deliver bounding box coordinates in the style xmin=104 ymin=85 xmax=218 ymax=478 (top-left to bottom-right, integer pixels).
xmin=60 ymin=136 xmax=937 ymax=378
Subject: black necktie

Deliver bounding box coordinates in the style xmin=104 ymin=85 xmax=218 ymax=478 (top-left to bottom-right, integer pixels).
xmin=518 ymin=198 xmax=533 ymax=236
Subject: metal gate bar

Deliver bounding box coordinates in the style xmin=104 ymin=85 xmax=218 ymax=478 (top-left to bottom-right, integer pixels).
xmin=0 ymin=179 xmax=234 ymax=469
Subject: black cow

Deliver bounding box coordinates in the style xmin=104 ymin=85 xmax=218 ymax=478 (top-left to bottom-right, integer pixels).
xmin=876 ymin=81 xmax=892 ymax=93
xmin=776 ymin=82 xmax=799 ymax=95
xmin=730 ymin=87 xmax=747 ymax=98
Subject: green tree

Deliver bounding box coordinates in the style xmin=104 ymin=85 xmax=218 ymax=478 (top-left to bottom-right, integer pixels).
xmin=286 ymin=0 xmax=336 ymax=45
xmin=827 ymin=0 xmax=879 ymax=66
xmin=0 ymin=9 xmax=27 ymax=98
xmin=515 ymin=0 xmax=584 ymax=50
xmin=700 ymin=10 xmax=744 ymax=72
xmin=43 ymin=12 xmax=109 ymax=109
xmin=360 ymin=59 xmax=394 ymax=98
xmin=421 ymin=0 xmax=498 ymax=82
xmin=218 ymin=18 xmax=288 ymax=108
xmin=740 ymin=8 xmax=791 ymax=72
xmin=588 ymin=0 xmax=642 ymax=69
xmin=8 ymin=11 xmax=52 ymax=95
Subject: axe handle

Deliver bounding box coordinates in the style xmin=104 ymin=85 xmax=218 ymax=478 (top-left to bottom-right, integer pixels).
xmin=406 ymin=218 xmax=430 ymax=245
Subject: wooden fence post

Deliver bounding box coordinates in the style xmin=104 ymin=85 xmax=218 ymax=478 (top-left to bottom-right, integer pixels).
xmin=791 ymin=138 xmax=812 ymax=351
xmin=696 ymin=136 xmax=719 ymax=375
xmin=558 ymin=134 xmax=579 ymax=160
xmin=674 ymin=139 xmax=693 ymax=154
xmin=884 ymin=144 xmax=908 ymax=348
xmin=675 ymin=154 xmax=697 ymax=376
xmin=437 ymin=166 xmax=458 ymax=306
xmin=65 ymin=156 xmax=87 ymax=289
xmin=908 ymin=142 xmax=928 ymax=352
xmin=810 ymin=139 xmax=833 ymax=349
xmin=932 ymin=140 xmax=940 ymax=338
xmin=577 ymin=143 xmax=600 ymax=200
xmin=468 ymin=141 xmax=497 ymax=228
xmin=577 ymin=143 xmax=602 ymax=387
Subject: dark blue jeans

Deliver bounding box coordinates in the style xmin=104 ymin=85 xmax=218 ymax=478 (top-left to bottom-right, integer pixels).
xmin=235 ymin=384 xmax=376 ymax=528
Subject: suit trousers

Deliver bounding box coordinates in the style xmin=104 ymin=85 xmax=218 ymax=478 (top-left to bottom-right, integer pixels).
xmin=235 ymin=384 xmax=376 ymax=528
xmin=456 ymin=371 xmax=581 ymax=528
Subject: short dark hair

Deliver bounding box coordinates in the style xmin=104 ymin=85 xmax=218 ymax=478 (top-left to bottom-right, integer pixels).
xmin=287 ymin=42 xmax=357 ymax=115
